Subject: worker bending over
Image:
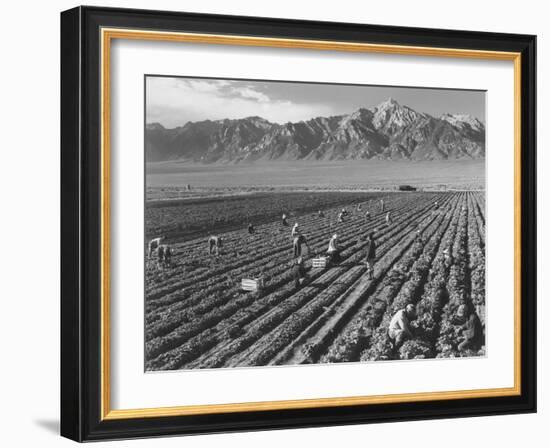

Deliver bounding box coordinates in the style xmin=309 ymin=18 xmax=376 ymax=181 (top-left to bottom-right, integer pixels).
xmin=388 ymin=304 xmax=417 ymax=349
xmin=453 ymin=302 xmax=483 ymax=352
xmin=148 ymin=236 xmax=166 ymax=258
xmin=208 ymin=235 xmax=223 ymax=255
xmin=293 ymin=233 xmax=310 ymax=258
xmin=157 ymin=244 xmax=172 ymax=268
xmin=327 ymin=233 xmax=341 ymax=264
xmin=282 ymin=213 xmax=289 ymax=227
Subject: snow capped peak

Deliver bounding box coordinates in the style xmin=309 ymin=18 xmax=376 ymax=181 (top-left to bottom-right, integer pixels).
xmin=372 ymin=98 xmax=423 ymax=133
xmin=374 ymin=97 xmax=401 ymax=112
xmin=441 ymin=113 xmax=484 ymax=132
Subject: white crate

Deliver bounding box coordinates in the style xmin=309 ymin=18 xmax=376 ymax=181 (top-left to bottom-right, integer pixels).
xmin=312 ymin=256 xmax=328 ymax=269
xmin=241 ymin=277 xmax=264 ymax=292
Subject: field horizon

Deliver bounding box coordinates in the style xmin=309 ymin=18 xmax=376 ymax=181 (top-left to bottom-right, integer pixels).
xmin=146 ymin=159 xmax=485 ymax=192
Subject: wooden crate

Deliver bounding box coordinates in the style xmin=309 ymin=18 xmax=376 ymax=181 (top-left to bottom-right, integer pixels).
xmin=312 ymin=256 xmax=328 ymax=269
xmin=241 ymin=277 xmax=264 ymax=292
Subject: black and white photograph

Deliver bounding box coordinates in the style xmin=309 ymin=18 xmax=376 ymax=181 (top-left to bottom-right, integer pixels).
xmin=144 ymin=76 xmax=486 ymax=371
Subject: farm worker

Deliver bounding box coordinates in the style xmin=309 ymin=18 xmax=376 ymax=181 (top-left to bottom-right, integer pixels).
xmin=293 ymin=233 xmax=310 ymax=258
xmin=247 ymin=223 xmax=255 ymax=234
xmin=385 ymin=211 xmax=392 ymax=225
xmin=380 ymin=199 xmax=385 ymax=212
xmin=434 ymin=201 xmax=439 ymax=210
xmin=388 ymin=304 xmax=416 ymax=349
xmin=365 ymin=210 xmax=371 ymax=221
xmin=208 ymin=235 xmax=223 ymax=255
xmin=338 ymin=211 xmax=345 ymax=223
xmin=442 ymin=248 xmax=453 ymax=268
xmin=327 ymin=234 xmax=341 ymax=264
xmin=318 ymin=210 xmax=325 ymax=218
xmin=291 ymin=222 xmax=300 ymax=237
xmin=341 ymin=207 xmax=348 ymax=217
xmin=357 ymin=203 xmax=362 ymax=212
xmin=454 ymin=303 xmax=483 ymax=352
xmin=163 ymin=244 xmax=172 ymax=266
xmin=157 ymin=244 xmax=165 ymax=268
xmin=148 ymin=236 xmax=165 ymax=258
xmin=282 ymin=213 xmax=289 ymax=227
xmin=364 ymin=232 xmax=376 ymax=279
xmin=292 ymin=256 xmax=308 ymax=289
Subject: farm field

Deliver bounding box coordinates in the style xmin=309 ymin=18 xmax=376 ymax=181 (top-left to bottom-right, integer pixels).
xmin=144 ymin=190 xmax=486 ymax=371
xmin=146 ymin=160 xmax=486 ymax=193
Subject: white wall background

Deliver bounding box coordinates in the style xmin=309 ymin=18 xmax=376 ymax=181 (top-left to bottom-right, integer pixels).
xmin=0 ymin=0 xmax=546 ymax=446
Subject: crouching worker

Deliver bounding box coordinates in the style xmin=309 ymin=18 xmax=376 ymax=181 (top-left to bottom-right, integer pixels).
xmin=442 ymin=247 xmax=453 ymax=269
xmin=282 ymin=213 xmax=289 ymax=227
xmin=454 ymin=302 xmax=483 ymax=352
xmin=247 ymin=223 xmax=255 ymax=234
xmin=208 ymin=235 xmax=223 ymax=256
xmin=327 ymin=234 xmax=340 ymax=265
xmin=388 ymin=304 xmax=416 ymax=349
xmin=292 ymin=256 xmax=308 ymax=289
xmin=293 ymin=233 xmax=310 ymax=258
xmin=148 ymin=235 xmax=165 ymax=258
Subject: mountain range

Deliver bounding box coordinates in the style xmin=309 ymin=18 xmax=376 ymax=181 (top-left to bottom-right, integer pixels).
xmin=146 ymin=98 xmax=485 ymax=163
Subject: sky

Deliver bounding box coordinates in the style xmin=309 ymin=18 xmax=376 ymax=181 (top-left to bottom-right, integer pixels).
xmin=146 ymin=76 xmax=486 ymax=128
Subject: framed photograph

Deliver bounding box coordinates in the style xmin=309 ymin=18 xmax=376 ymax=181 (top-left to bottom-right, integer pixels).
xmin=60 ymin=6 xmax=536 ymax=442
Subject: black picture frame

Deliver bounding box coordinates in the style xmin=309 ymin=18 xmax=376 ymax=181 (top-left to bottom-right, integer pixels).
xmin=61 ymin=5 xmax=536 ymax=442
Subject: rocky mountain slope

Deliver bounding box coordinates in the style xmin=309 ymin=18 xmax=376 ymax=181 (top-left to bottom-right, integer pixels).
xmin=146 ymin=98 xmax=485 ymax=163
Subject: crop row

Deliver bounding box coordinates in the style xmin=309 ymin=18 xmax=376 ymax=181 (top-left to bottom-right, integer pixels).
xmin=145 ymin=194 xmax=415 ymax=316
xmin=318 ymin=194 xmax=460 ymax=363
xmin=145 ymin=194 xmax=433 ymax=342
xmin=193 ymin=195 xmax=454 ymax=369
xmin=146 ymin=194 xmax=447 ymax=369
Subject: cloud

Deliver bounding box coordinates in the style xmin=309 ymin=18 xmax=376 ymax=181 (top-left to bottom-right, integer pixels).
xmin=231 ymin=86 xmax=270 ymax=103
xmin=146 ymin=77 xmax=334 ymax=127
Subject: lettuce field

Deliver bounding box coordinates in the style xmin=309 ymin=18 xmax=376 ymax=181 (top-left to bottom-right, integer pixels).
xmin=144 ymin=190 xmax=486 ymax=370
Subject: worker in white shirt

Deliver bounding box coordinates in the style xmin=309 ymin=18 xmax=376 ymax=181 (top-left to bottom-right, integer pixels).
xmin=148 ymin=236 xmax=166 ymax=258
xmin=388 ymin=304 xmax=416 ymax=349
xmin=327 ymin=233 xmax=341 ymax=264
xmin=282 ymin=213 xmax=289 ymax=227
xmin=291 ymin=222 xmax=300 ymax=237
